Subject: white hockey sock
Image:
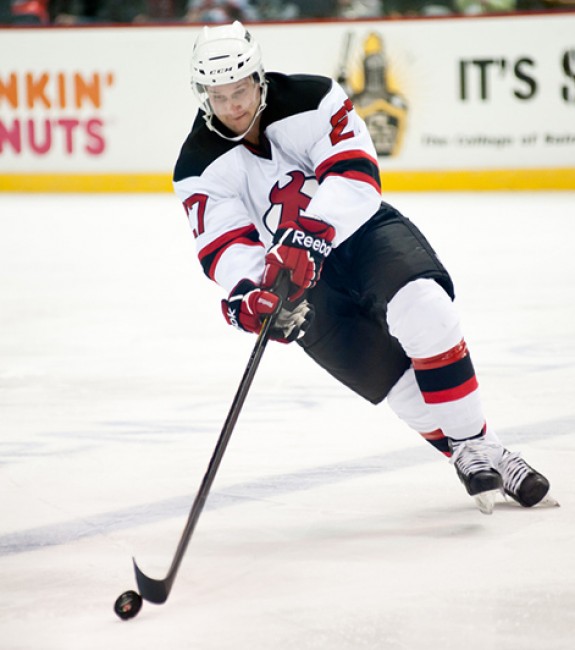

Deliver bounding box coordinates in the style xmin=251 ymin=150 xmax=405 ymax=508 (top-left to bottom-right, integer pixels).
xmin=387 ymin=279 xmax=486 ymax=441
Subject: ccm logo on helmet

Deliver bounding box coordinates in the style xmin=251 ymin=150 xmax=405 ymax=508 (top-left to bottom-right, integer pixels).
xmin=211 ymin=66 xmax=234 ymax=74
xmin=292 ymin=230 xmax=332 ymax=257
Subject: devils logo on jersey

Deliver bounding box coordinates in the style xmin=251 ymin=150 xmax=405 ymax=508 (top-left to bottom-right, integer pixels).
xmin=262 ymin=170 xmax=318 ymax=235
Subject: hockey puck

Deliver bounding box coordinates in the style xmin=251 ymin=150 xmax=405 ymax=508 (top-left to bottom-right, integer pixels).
xmin=114 ymin=590 xmax=143 ymax=620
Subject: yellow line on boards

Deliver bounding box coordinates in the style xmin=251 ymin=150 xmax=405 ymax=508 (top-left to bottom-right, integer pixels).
xmin=1 ymin=169 xmax=574 ymax=193
xmin=0 ymin=174 xmax=173 ymax=193
xmin=379 ymin=169 xmax=575 ymax=191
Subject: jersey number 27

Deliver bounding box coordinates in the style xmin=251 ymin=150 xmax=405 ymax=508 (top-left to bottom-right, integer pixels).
xmin=184 ymin=193 xmax=208 ymax=238
xmin=329 ymin=99 xmax=354 ymax=146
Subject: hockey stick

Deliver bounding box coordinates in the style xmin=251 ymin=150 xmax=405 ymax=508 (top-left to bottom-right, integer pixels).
xmin=133 ymin=312 xmax=277 ymax=604
xmin=336 ymin=30 xmax=353 ymax=91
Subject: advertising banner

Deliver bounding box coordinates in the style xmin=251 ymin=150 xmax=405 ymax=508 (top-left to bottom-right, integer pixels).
xmin=1 ymin=14 xmax=574 ymax=191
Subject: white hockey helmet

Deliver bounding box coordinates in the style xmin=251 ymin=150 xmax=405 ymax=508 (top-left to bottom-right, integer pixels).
xmin=191 ymin=21 xmax=267 ymax=140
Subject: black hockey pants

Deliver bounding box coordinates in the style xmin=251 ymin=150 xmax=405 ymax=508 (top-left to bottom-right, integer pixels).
xmin=299 ymin=201 xmax=455 ymax=404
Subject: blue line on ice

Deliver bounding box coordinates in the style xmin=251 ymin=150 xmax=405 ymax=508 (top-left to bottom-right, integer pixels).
xmin=0 ymin=418 xmax=571 ymax=557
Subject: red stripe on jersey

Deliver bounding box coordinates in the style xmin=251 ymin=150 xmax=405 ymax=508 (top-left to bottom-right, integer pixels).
xmin=322 ymin=168 xmax=381 ymax=193
xmin=420 ymin=376 xmax=479 ymax=404
xmin=316 ymin=149 xmax=379 ymax=174
xmin=199 ymin=225 xmax=263 ymax=281
xmin=199 ymin=225 xmax=261 ymax=260
xmin=208 ymin=236 xmax=263 ymax=281
xmin=412 ymin=340 xmax=469 ymax=371
xmin=315 ymin=149 xmax=380 ymax=186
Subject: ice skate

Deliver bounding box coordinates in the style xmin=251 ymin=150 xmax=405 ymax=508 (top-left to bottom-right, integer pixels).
xmin=497 ymin=450 xmax=552 ymax=507
xmin=450 ymin=437 xmax=503 ymax=514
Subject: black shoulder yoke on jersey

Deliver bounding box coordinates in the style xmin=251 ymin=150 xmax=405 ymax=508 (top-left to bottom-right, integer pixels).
xmin=173 ymin=73 xmax=333 ymax=182
xmin=173 ymin=112 xmax=238 ymax=182
xmin=261 ymin=72 xmax=332 ymax=128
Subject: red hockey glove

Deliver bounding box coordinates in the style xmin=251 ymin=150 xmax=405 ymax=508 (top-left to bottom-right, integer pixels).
xmin=262 ymin=216 xmax=335 ymax=302
xmin=221 ymin=279 xmax=314 ymax=343
xmin=221 ymin=279 xmax=280 ymax=335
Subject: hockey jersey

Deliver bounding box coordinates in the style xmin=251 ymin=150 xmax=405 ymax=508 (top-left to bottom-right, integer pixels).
xmin=173 ymin=73 xmax=382 ymax=293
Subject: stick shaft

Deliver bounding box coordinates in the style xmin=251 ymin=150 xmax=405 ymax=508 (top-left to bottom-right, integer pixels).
xmin=134 ymin=317 xmax=274 ymax=604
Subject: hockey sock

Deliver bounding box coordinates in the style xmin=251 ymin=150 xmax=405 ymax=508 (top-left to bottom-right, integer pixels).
xmin=387 ymin=279 xmax=488 ymax=442
xmin=419 ymin=424 xmax=504 ymax=459
xmin=419 ymin=429 xmax=451 ymax=457
xmin=412 ymin=339 xmax=485 ymax=440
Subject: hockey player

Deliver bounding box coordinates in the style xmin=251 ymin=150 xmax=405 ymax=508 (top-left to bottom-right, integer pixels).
xmin=173 ymin=21 xmax=550 ymax=514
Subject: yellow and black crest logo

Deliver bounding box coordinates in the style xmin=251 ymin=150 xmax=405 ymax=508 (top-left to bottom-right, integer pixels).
xmin=337 ymin=31 xmax=408 ymax=158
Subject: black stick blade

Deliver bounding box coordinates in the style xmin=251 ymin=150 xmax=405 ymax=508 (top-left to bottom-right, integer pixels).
xmin=133 ymin=558 xmax=174 ymax=604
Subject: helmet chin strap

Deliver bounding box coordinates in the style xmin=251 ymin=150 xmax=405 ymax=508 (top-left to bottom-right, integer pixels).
xmin=204 ymin=82 xmax=268 ymax=143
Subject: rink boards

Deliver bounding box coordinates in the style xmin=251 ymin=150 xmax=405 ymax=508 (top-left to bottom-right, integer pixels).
xmin=1 ymin=13 xmax=574 ymax=192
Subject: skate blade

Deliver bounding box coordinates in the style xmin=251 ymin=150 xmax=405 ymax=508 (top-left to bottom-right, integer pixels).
xmin=538 ymin=493 xmax=560 ymax=508
xmin=473 ymin=490 xmax=498 ymax=515
xmin=501 ymin=490 xmax=561 ymax=508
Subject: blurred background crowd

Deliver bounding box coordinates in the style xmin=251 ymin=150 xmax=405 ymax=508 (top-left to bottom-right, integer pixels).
xmin=0 ymin=0 xmax=573 ymax=26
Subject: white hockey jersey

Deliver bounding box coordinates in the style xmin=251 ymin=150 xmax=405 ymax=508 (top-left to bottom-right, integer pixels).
xmin=173 ymin=73 xmax=383 ymax=293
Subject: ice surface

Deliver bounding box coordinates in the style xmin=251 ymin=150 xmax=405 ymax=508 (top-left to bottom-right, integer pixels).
xmin=1 ymin=192 xmax=574 ymax=649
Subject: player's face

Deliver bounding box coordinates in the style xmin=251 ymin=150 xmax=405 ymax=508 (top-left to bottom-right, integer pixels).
xmin=207 ymin=77 xmax=261 ymax=137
